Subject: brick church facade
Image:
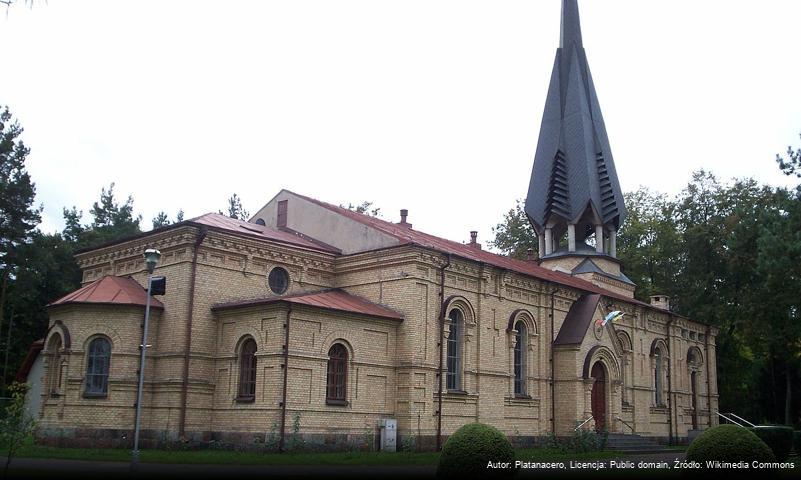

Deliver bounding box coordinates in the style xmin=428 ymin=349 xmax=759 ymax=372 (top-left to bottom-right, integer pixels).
xmin=29 ymin=0 xmax=718 ymax=450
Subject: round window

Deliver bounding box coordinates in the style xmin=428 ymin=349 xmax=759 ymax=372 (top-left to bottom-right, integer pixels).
xmin=268 ymin=267 xmax=289 ymax=295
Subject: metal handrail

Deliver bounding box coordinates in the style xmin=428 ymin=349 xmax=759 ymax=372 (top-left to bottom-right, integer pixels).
xmin=574 ymin=416 xmax=594 ymax=431
xmin=727 ymin=413 xmax=757 ymax=428
xmin=615 ymin=416 xmax=634 ymax=433
xmin=715 ymin=411 xmax=744 ymax=428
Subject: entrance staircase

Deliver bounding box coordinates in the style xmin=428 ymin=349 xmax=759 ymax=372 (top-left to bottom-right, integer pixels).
xmin=605 ymin=433 xmax=675 ymax=454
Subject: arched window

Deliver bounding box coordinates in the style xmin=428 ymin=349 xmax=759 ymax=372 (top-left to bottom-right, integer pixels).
xmin=237 ymin=338 xmax=257 ymax=401
xmin=654 ymin=346 xmax=664 ymax=406
xmin=446 ymin=309 xmax=463 ymax=391
xmin=617 ymin=332 xmax=632 ymax=406
xmin=513 ymin=321 xmax=527 ymax=396
xmin=326 ymin=343 xmax=348 ymax=403
xmin=47 ymin=334 xmax=63 ymax=397
xmin=84 ymin=337 xmax=111 ymax=397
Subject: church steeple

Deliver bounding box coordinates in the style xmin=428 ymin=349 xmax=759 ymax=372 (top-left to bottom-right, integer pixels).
xmin=525 ymin=0 xmax=627 ymax=263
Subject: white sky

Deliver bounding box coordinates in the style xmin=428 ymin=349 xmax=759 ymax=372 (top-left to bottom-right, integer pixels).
xmin=2 ymin=0 xmax=800 ymax=250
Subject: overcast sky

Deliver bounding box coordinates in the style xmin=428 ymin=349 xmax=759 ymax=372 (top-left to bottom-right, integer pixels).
xmin=2 ymin=0 xmax=799 ymax=250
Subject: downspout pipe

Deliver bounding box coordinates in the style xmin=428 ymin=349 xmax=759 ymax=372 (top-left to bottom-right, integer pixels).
xmin=704 ymin=325 xmax=712 ymax=427
xmin=178 ymin=226 xmax=208 ymax=438
xmin=666 ymin=315 xmax=674 ymax=445
xmin=279 ymin=303 xmax=292 ymax=452
xmin=549 ymin=285 xmax=557 ymax=436
xmin=435 ymin=253 xmax=451 ymax=452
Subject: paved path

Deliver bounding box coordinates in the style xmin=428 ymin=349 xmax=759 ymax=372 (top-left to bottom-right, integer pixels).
xmin=6 ymin=452 xmax=688 ymax=479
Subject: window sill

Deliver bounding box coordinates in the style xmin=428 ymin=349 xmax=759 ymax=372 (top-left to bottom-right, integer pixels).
xmin=446 ymin=389 xmax=468 ymax=395
xmin=326 ymin=399 xmax=349 ymax=406
xmin=514 ymin=393 xmax=532 ymax=399
xmin=235 ymin=396 xmax=255 ymax=403
xmin=82 ymin=392 xmax=108 ymax=399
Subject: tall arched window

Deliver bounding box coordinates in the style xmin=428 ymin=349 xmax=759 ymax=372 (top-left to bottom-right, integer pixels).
xmin=237 ymin=338 xmax=257 ymax=401
xmin=326 ymin=343 xmax=348 ymax=403
xmin=446 ymin=309 xmax=463 ymax=391
xmin=84 ymin=337 xmax=111 ymax=397
xmin=47 ymin=334 xmax=63 ymax=397
xmin=513 ymin=321 xmax=527 ymax=396
xmin=654 ymin=346 xmax=664 ymax=406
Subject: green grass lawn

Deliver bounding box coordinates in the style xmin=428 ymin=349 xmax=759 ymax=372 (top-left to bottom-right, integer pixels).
xmin=2 ymin=445 xmax=625 ymax=466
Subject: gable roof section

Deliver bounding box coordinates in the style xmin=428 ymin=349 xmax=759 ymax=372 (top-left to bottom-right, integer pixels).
xmin=572 ymin=258 xmax=635 ymax=286
xmin=75 ymin=212 xmax=341 ymax=255
xmin=49 ymin=275 xmax=164 ymax=309
xmin=212 ymin=289 xmax=404 ymax=322
xmin=284 ymin=190 xmax=658 ymax=311
xmin=553 ymin=293 xmax=601 ymax=345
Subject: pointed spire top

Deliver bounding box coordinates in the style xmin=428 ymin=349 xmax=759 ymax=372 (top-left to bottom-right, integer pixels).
xmin=560 ymin=0 xmax=583 ymax=49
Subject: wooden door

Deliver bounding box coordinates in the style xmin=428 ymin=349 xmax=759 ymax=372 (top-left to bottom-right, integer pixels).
xmin=591 ymin=362 xmax=606 ymax=432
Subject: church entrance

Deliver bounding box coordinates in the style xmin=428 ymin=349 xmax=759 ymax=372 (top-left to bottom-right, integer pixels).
xmin=590 ymin=362 xmax=606 ymax=432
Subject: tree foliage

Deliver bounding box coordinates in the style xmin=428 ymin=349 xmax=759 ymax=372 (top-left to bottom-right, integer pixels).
xmin=223 ymin=193 xmax=249 ymax=220
xmin=489 ymin=199 xmax=538 ymax=259
xmin=776 ymin=132 xmax=801 ymax=178
xmin=343 ymin=201 xmax=381 ymax=218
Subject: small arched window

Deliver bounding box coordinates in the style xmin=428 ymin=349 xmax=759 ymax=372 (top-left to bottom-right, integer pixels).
xmin=237 ymin=338 xmax=257 ymax=401
xmin=513 ymin=321 xmax=527 ymax=396
xmin=84 ymin=337 xmax=111 ymax=397
xmin=326 ymin=343 xmax=348 ymax=404
xmin=47 ymin=334 xmax=63 ymax=397
xmin=654 ymin=346 xmax=664 ymax=406
xmin=446 ymin=309 xmax=463 ymax=391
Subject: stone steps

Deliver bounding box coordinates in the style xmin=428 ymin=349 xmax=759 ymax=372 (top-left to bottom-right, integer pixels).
xmin=605 ymin=434 xmax=674 ymax=453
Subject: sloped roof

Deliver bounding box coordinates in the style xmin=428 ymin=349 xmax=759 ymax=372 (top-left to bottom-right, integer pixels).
xmin=49 ymin=275 xmax=164 ymax=309
xmin=572 ymin=258 xmax=635 ymax=286
xmin=188 ymin=213 xmax=341 ymax=254
xmin=285 ymin=190 xmax=655 ymax=310
xmin=75 ymin=212 xmax=341 ymax=255
xmin=212 ymin=289 xmax=404 ymax=321
xmin=553 ymin=293 xmax=601 ymax=345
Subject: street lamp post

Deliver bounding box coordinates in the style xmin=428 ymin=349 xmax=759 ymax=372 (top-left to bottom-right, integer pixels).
xmin=131 ymin=248 xmax=161 ymax=472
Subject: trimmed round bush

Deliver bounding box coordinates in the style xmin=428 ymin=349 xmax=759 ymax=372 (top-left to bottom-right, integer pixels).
xmin=437 ymin=423 xmax=516 ymax=478
xmin=686 ymin=424 xmax=775 ymax=464
xmin=794 ymin=431 xmax=801 ymax=457
xmin=750 ymin=426 xmax=794 ymax=461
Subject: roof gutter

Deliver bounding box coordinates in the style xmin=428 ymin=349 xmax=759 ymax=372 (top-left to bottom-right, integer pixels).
xmin=435 ymin=253 xmax=451 ymax=452
xmin=178 ymin=226 xmax=207 ymax=438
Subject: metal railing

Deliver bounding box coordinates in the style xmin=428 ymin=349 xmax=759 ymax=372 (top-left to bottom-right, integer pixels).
xmin=715 ymin=411 xmax=758 ymax=428
xmin=615 ymin=416 xmax=635 ymax=433
xmin=574 ymin=416 xmax=594 ymax=431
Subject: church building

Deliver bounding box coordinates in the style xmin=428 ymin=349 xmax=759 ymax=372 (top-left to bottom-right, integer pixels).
xmin=29 ymin=0 xmax=718 ymax=450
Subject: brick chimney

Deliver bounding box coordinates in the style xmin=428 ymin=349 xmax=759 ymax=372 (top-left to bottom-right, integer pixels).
xmin=650 ymin=295 xmax=670 ymax=310
xmin=468 ymin=231 xmax=482 ymax=250
xmin=397 ymin=209 xmax=412 ymax=228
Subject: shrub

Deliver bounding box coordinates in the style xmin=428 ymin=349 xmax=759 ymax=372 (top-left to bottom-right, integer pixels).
xmin=750 ymin=426 xmax=793 ymax=461
xmin=437 ymin=423 xmax=516 ymax=478
xmin=544 ymin=427 xmax=607 ymax=453
xmin=793 ymin=431 xmax=801 ymax=457
xmin=686 ymin=425 xmax=775 ymax=464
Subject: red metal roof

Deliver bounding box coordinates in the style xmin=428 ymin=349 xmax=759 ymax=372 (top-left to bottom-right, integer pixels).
xmin=287 ymin=190 xmax=657 ymax=310
xmin=49 ymin=276 xmax=165 ymax=309
xmin=212 ymin=289 xmax=404 ymax=321
xmin=188 ymin=213 xmax=341 ymax=254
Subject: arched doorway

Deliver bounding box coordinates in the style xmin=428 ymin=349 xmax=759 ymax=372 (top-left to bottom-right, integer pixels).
xmin=590 ymin=362 xmax=606 ymax=432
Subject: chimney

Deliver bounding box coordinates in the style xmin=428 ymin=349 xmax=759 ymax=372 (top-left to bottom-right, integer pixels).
xmin=650 ymin=295 xmax=670 ymax=311
xmin=469 ymin=231 xmax=482 ymax=250
xmin=397 ymin=209 xmax=412 ymax=228
xmin=526 ymin=248 xmax=535 ymax=261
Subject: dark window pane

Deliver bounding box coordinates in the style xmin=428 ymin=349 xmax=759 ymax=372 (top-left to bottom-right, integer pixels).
xmin=238 ymin=339 xmax=257 ymax=398
xmin=85 ymin=337 xmax=111 ymax=396
xmin=268 ymin=267 xmax=289 ymax=295
xmin=326 ymin=344 xmax=348 ymax=401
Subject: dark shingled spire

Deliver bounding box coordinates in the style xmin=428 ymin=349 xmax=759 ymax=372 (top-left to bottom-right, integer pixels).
xmin=525 ymin=0 xmax=626 ymax=258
